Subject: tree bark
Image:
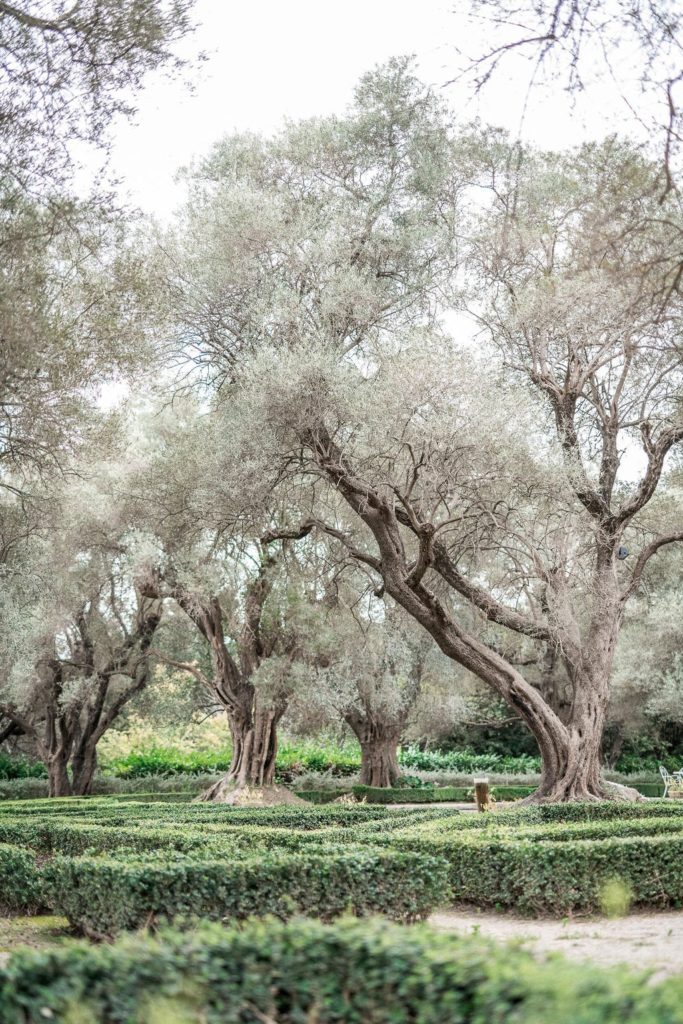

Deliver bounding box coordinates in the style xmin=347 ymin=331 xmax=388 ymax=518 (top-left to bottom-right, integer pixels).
xmin=230 ymin=704 xmax=280 ymax=787
xmin=198 ymin=701 xmax=301 ymax=804
xmin=47 ymin=754 xmax=72 ymax=797
xmin=513 ymin=559 xmax=638 ymax=802
xmin=173 ymin=565 xmax=304 ymax=806
xmin=359 ymin=736 xmax=401 ymax=787
xmin=71 ymin=744 xmax=98 ymax=797
xmin=345 ymin=715 xmax=402 ymax=787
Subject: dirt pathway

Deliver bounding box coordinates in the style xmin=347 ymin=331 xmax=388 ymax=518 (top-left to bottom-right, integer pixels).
xmin=430 ymin=908 xmax=683 ymax=978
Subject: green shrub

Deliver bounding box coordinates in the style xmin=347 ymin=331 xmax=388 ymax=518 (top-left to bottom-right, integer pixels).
xmin=103 ymin=741 xmax=364 ymax=780
xmin=296 ymin=788 xmax=349 ymax=803
xmin=103 ymin=747 xmax=234 ymax=778
xmin=45 ymin=848 xmax=448 ymax=936
xmin=2 ymin=917 xmax=683 ymax=1024
xmin=351 ymin=784 xmax=541 ymax=803
xmin=0 ymin=754 xmax=46 ymax=781
xmin=0 ymin=843 xmax=42 ymax=912
xmin=388 ymin=829 xmax=683 ymax=914
xmin=398 ymin=745 xmax=542 ymax=774
xmin=394 ymin=774 xmax=435 ymax=789
xmin=352 ymin=784 xmax=469 ymax=803
xmin=0 ymin=818 xmax=233 ymax=858
xmin=0 ymin=798 xmax=407 ymax=829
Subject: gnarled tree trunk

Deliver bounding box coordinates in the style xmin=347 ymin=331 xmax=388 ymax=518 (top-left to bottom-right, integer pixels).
xmin=198 ymin=696 xmax=301 ymax=804
xmin=301 ymin=425 xmax=652 ymax=804
xmin=173 ymin=560 xmax=305 ymax=807
xmin=345 ymin=715 xmax=402 ymax=787
xmin=359 ymin=735 xmax=401 ymax=787
xmin=71 ymin=743 xmax=98 ymax=797
xmin=47 ymin=754 xmax=72 ymax=797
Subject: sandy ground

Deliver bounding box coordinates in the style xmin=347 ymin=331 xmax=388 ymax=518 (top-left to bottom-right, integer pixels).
xmin=430 ymin=908 xmax=683 ymax=979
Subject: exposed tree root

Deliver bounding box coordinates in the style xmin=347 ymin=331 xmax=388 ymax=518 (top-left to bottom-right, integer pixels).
xmin=519 ymin=778 xmax=645 ymax=805
xmin=195 ymin=779 xmax=305 ymax=806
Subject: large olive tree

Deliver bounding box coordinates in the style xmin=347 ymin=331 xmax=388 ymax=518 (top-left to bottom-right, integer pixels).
xmin=164 ymin=63 xmax=683 ymax=801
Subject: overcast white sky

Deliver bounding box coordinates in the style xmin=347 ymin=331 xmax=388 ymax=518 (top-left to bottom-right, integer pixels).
xmin=104 ymin=0 xmax=647 ymax=219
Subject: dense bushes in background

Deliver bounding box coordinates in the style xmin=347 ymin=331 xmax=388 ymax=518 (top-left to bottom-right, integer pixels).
xmin=397 ymin=746 xmax=542 ymax=774
xmin=103 ymin=743 xmax=545 ymax=778
xmin=103 ymin=747 xmax=233 ymax=777
xmin=103 ymin=741 xmax=362 ymax=779
xmin=0 ymin=742 xmax=675 ymax=790
xmin=100 ymin=743 xmax=683 ymax=778
xmin=0 ymin=755 xmax=46 ymax=781
xmin=2 ymin=917 xmax=683 ymax=1024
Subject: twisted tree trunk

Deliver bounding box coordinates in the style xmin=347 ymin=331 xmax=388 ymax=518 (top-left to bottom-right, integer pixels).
xmin=359 ymin=736 xmax=401 ymax=787
xmin=46 ymin=753 xmax=72 ymax=797
xmin=299 ymin=426 xmax=652 ymax=804
xmin=173 ymin=558 xmax=304 ymax=806
xmin=345 ymin=714 xmax=402 ymax=787
xmin=71 ymin=743 xmax=98 ymax=797
xmin=198 ymin=702 xmax=300 ymax=804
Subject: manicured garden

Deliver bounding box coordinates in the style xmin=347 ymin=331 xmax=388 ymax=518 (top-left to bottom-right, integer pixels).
xmin=0 ymin=794 xmax=682 ymax=1019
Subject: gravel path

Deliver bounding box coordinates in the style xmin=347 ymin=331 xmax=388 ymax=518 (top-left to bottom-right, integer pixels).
xmin=430 ymin=908 xmax=683 ymax=979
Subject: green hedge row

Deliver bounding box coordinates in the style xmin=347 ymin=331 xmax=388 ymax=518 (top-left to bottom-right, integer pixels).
xmin=3 ymin=917 xmax=683 ymax=1024
xmin=0 ymin=814 xmax=371 ymax=861
xmin=387 ymin=809 xmax=683 ymax=843
xmin=0 ymin=797 xmax=413 ymax=828
xmin=45 ymin=847 xmax=448 ymax=937
xmin=0 ymin=843 xmax=41 ymax=912
xmin=0 ymin=817 xmax=238 ymax=857
xmin=504 ymin=815 xmax=683 ymax=844
xmin=351 ymin=784 xmax=539 ymax=803
xmin=299 ymin=783 xmax=664 ymax=804
xmin=386 ymin=829 xmax=683 ymax=914
xmin=517 ymin=800 xmax=683 ymax=825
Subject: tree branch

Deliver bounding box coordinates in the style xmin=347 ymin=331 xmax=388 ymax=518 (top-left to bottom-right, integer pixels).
xmin=621 ymin=529 xmax=683 ymax=601
xmin=615 ymin=423 xmax=683 ymax=524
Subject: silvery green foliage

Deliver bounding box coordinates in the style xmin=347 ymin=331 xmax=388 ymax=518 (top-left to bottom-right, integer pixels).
xmin=289 ymin=597 xmax=468 ymax=738
xmin=612 ymin=547 xmax=683 ymax=727
xmin=162 ymin=57 xmax=471 ymax=384
xmin=0 ymin=441 xmax=162 ymax=715
xmin=161 ymin=61 xmax=683 ymax=790
xmin=0 ymin=0 xmax=198 ymax=195
xmin=0 ymin=199 xmax=163 ymax=505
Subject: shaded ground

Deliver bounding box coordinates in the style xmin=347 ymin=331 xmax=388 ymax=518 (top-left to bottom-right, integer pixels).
xmin=430 ymin=908 xmax=683 ymax=979
xmin=0 ymin=916 xmax=71 ymax=963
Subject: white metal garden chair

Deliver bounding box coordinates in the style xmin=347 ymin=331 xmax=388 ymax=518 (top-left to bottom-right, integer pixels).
xmin=659 ymin=765 xmax=683 ymax=797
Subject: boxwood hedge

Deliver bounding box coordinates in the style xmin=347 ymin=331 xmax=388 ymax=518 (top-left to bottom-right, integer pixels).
xmin=45 ymin=847 xmax=449 ymax=936
xmin=2 ymin=917 xmax=683 ymax=1024
xmin=0 ymin=843 xmax=41 ymax=912
xmin=4 ymin=795 xmax=683 ymax=925
xmin=386 ymin=830 xmax=683 ymax=914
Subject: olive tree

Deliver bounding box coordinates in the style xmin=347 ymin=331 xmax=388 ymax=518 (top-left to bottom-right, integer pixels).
xmin=295 ymin=600 xmax=467 ymax=787
xmin=124 ymin=401 xmax=341 ymax=804
xmin=0 ymin=0 xmax=198 ymax=196
xmin=0 ymin=471 xmax=163 ymax=796
xmin=164 ymin=63 xmax=683 ymax=801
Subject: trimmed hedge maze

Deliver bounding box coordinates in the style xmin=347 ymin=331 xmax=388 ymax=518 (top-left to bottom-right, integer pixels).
xmin=1 ymin=797 xmax=683 ymax=934
xmin=1 ymin=797 xmax=683 ymax=1020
